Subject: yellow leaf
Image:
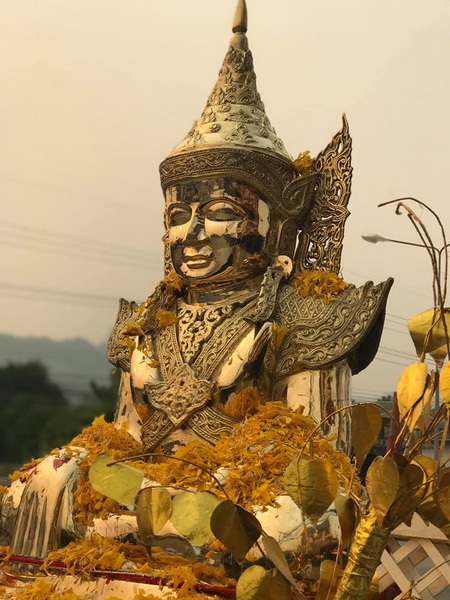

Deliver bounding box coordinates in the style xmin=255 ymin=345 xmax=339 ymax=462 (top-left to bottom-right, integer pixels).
xmin=272 ymin=324 xmax=289 ymax=349
xmin=170 ymin=491 xmax=220 ymax=546
xmin=334 ymin=494 xmax=356 ymax=548
xmin=293 ymin=150 xmax=314 ymax=176
xmin=396 ymin=362 xmax=428 ymax=420
xmin=316 ymin=559 xmax=343 ymax=600
xmin=236 ymin=566 xmax=266 ymax=600
xmin=284 ymin=458 xmax=339 ymax=523
xmin=136 ymin=487 xmax=173 ymax=544
xmin=236 ymin=567 xmax=292 ymax=600
xmin=261 ymin=533 xmax=296 ymax=585
xmin=408 ymin=308 xmax=450 ymax=360
xmin=388 ymin=462 xmax=425 ymax=527
xmin=123 ymin=321 xmax=145 ymax=336
xmin=366 ymin=456 xmax=399 ymax=526
xmin=210 ymin=500 xmax=262 ymax=564
xmin=88 ymin=453 xmax=144 ymax=506
xmin=440 ymin=362 xmax=450 ymax=403
xmin=351 ymin=404 xmax=383 ymax=470
xmin=406 ymin=371 xmax=436 ymax=432
xmin=435 ymin=468 xmax=450 ymax=521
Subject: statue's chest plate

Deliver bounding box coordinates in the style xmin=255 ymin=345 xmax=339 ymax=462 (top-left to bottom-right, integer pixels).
xmin=146 ymin=363 xmax=212 ymax=427
xmin=177 ymin=301 xmax=234 ymax=364
xmin=154 ymin=295 xmax=258 ymax=384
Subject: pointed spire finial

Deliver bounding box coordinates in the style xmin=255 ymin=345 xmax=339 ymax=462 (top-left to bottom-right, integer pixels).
xmin=232 ymin=0 xmax=247 ymax=33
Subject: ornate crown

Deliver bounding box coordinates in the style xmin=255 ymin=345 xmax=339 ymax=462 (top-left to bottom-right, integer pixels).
xmin=159 ymin=0 xmax=353 ymax=275
xmin=159 ymin=0 xmax=316 ymax=221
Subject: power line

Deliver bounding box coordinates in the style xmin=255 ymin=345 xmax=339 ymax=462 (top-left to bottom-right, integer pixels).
xmin=378 ymin=346 xmax=433 ymax=363
xmin=386 ymin=313 xmax=408 ymax=322
xmin=373 ymin=356 xmax=411 ymax=368
xmin=0 ymin=221 xmax=152 ymax=258
xmin=344 ymin=269 xmax=432 ymax=300
xmin=0 ymin=238 xmax=154 ymax=270
xmin=0 ymin=282 xmax=136 ymax=305
xmin=383 ymin=326 xmax=411 ymax=337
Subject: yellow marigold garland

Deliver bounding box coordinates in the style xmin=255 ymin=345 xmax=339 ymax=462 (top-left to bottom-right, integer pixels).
xmin=66 ymin=416 xmax=143 ymax=525
xmin=140 ymin=402 xmax=360 ymax=510
xmin=292 ymin=270 xmax=349 ymax=303
xmin=7 ymin=578 xmax=81 ymax=600
xmin=42 ymin=534 xmax=233 ymax=596
xmin=293 ymin=151 xmax=315 ymax=176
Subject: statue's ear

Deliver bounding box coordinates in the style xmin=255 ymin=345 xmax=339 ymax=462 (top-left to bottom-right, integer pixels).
xmin=277 ymin=219 xmax=298 ymax=258
xmin=281 ymin=172 xmax=318 ymax=220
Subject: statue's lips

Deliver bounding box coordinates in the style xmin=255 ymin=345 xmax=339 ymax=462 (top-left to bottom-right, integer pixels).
xmin=184 ymin=255 xmax=214 ymax=269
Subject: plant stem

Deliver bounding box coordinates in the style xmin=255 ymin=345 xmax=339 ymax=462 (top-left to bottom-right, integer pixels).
xmin=335 ymin=509 xmax=391 ymax=600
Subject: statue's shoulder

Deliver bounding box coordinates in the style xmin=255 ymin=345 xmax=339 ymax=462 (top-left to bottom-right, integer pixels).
xmin=106 ymin=298 xmax=141 ymax=371
xmin=272 ymin=277 xmax=393 ymax=377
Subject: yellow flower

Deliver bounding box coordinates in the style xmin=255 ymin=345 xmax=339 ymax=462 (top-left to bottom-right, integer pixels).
xmin=293 ymin=270 xmax=349 ymax=303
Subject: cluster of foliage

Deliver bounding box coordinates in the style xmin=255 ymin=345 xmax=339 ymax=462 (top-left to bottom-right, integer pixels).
xmin=0 ymin=362 xmax=119 ymax=467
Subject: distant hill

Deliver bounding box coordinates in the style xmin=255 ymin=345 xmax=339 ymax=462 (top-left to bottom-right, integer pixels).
xmin=0 ymin=335 xmax=111 ymax=401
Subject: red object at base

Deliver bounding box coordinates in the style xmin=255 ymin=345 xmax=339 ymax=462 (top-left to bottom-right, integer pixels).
xmin=0 ymin=552 xmax=236 ymax=598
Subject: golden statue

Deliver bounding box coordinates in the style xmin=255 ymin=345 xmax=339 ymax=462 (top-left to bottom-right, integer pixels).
xmin=1 ymin=2 xmax=393 ymax=597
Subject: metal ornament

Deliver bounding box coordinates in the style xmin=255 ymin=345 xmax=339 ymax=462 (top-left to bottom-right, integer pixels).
xmin=295 ymin=115 xmax=353 ymax=274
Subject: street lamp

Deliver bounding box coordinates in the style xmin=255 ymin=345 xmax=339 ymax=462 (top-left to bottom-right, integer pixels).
xmin=362 ymin=231 xmax=445 ymax=459
xmin=362 ymin=232 xmax=428 ymax=249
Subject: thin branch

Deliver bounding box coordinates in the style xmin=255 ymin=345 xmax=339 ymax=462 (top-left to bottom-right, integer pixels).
xmin=107 ymin=453 xmax=231 ymax=500
xmin=397 ymin=558 xmax=450 ymax=599
xmin=380 ymin=197 xmax=449 ymax=303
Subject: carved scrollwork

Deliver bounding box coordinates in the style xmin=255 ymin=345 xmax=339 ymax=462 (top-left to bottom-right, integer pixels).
xmin=188 ymin=407 xmax=239 ymax=445
xmin=272 ymin=279 xmax=393 ymax=378
xmin=107 ymin=298 xmax=139 ymax=372
xmin=160 ymin=147 xmax=295 ymax=215
xmin=295 ymin=115 xmax=353 ymax=273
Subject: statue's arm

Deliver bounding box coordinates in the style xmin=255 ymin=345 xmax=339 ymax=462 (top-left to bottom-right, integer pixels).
xmin=273 ymin=362 xmax=352 ymax=453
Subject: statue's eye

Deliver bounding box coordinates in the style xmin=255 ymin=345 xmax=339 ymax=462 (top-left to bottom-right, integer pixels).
xmin=169 ymin=207 xmax=191 ymax=226
xmin=205 ymin=202 xmax=244 ymax=222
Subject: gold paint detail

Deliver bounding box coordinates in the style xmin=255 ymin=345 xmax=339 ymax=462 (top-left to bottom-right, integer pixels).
xmin=335 ymin=509 xmax=391 ymax=600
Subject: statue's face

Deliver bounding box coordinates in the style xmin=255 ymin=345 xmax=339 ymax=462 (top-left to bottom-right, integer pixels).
xmin=165 ymin=177 xmax=270 ymax=280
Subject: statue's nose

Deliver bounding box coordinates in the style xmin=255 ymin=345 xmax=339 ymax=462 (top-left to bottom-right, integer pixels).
xmin=185 ymin=212 xmax=208 ymax=243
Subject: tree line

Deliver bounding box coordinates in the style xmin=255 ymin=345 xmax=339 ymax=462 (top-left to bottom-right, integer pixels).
xmin=0 ymin=361 xmax=119 ymax=469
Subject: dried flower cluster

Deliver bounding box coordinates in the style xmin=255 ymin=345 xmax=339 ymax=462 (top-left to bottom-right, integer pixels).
xmin=68 ymin=416 xmax=143 ymax=525
xmin=293 ymin=151 xmax=315 ymax=176
xmin=42 ymin=534 xmax=231 ymax=597
xmin=140 ymin=402 xmax=359 ymax=510
xmin=292 ymin=270 xmax=349 ymax=303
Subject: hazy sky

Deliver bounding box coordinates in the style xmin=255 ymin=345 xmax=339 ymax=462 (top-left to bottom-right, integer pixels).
xmin=1 ymin=0 xmax=450 ymax=400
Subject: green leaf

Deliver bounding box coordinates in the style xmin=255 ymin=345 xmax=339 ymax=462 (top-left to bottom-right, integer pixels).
xmin=88 ymin=453 xmax=144 ymax=506
xmin=171 ymin=491 xmax=220 ymax=546
xmin=210 ymin=499 xmax=262 ymax=564
xmin=136 ymin=487 xmax=173 ymax=545
xmin=351 ymin=404 xmax=382 ymax=470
